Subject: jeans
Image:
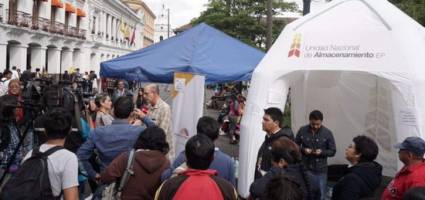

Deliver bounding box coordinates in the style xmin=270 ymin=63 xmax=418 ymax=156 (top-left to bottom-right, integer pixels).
xmin=310 ymin=171 xmax=328 ymax=200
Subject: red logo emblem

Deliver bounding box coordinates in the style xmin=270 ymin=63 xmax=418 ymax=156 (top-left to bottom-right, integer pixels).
xmin=288 ymin=33 xmax=301 ymax=58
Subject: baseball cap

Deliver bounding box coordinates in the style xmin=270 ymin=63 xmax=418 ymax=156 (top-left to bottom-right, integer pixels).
xmin=394 ymin=136 xmax=425 ymax=155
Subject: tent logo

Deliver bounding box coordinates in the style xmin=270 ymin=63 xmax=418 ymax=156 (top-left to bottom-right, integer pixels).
xmin=288 ymin=33 xmax=302 ymax=58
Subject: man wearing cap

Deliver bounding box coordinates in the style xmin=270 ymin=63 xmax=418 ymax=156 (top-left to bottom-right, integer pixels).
xmin=382 ymin=136 xmax=425 ymax=200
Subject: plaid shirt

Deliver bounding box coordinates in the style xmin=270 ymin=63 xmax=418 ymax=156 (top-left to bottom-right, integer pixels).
xmin=147 ymin=98 xmax=173 ymax=158
xmin=1 ymin=123 xmax=22 ymax=168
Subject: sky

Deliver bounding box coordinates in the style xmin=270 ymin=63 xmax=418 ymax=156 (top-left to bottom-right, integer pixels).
xmin=142 ymin=0 xmax=328 ymax=29
xmin=143 ymin=0 xmax=209 ymax=28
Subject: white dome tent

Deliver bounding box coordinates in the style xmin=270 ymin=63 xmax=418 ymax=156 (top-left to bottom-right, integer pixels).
xmin=238 ymin=0 xmax=425 ymax=197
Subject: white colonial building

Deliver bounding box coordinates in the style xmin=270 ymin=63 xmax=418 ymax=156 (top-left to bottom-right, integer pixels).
xmin=0 ymin=0 xmax=145 ymax=75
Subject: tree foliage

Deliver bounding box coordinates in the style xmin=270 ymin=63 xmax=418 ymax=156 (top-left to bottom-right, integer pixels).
xmin=390 ymin=0 xmax=425 ymax=26
xmin=192 ymin=0 xmax=298 ymax=50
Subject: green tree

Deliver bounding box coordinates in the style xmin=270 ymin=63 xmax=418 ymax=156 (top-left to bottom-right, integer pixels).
xmin=192 ymin=0 xmax=298 ymax=50
xmin=390 ymin=0 xmax=425 ymax=26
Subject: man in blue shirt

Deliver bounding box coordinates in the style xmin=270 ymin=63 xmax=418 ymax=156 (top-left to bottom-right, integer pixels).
xmin=161 ymin=116 xmax=236 ymax=185
xmin=77 ymin=96 xmax=155 ymax=180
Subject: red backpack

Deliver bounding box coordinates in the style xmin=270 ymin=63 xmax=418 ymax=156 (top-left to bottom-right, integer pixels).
xmin=173 ymin=169 xmax=224 ymax=200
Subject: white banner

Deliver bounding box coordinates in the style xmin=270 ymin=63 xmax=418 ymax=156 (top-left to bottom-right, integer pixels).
xmin=171 ymin=72 xmax=205 ymax=158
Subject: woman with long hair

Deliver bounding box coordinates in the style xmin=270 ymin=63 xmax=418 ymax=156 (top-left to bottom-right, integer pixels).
xmin=94 ymin=93 xmax=113 ymax=127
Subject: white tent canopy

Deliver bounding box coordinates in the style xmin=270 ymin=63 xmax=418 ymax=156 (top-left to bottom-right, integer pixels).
xmin=238 ymin=0 xmax=425 ymax=197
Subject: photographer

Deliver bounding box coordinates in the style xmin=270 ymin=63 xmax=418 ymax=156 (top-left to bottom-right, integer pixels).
xmin=0 ymin=95 xmax=23 ymax=177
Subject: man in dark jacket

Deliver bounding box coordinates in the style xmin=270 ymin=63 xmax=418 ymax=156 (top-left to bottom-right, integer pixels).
xmin=331 ymin=135 xmax=382 ymax=200
xmin=295 ymin=110 xmax=336 ymax=200
xmin=255 ymin=107 xmax=294 ymax=179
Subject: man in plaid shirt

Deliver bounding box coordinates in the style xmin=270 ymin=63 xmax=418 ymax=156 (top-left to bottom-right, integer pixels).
xmin=143 ymin=84 xmax=173 ymax=159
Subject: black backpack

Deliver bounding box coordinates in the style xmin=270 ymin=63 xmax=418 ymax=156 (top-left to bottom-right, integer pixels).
xmin=1 ymin=146 xmax=64 ymax=200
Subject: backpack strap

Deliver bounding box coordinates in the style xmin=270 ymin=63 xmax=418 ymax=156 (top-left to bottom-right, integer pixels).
xmin=42 ymin=146 xmax=65 ymax=157
xmin=32 ymin=146 xmax=64 ymax=158
xmin=117 ymin=149 xmax=136 ymax=192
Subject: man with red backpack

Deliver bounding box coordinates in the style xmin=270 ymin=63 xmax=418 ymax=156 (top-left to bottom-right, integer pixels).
xmin=155 ymin=134 xmax=237 ymax=200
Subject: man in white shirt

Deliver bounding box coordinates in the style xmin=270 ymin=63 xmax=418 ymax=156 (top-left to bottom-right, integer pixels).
xmin=0 ymin=70 xmax=13 ymax=96
xmin=10 ymin=66 xmax=19 ymax=80
xmin=22 ymin=108 xmax=79 ymax=200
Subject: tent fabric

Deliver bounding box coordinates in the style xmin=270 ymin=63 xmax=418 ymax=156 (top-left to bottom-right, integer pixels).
xmin=100 ymin=23 xmax=265 ymax=84
xmin=238 ymin=0 xmax=425 ymax=197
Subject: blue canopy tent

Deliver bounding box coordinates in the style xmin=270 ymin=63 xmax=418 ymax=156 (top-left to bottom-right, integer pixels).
xmin=100 ymin=23 xmax=265 ymax=84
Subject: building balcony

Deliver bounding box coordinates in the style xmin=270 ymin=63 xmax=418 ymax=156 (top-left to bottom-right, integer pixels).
xmin=39 ymin=18 xmax=50 ymax=32
xmin=51 ymin=22 xmax=65 ymax=34
xmin=66 ymin=26 xmax=78 ymax=37
xmin=0 ymin=8 xmax=86 ymax=40
xmin=78 ymin=29 xmax=86 ymax=39
xmin=16 ymin=11 xmax=31 ymax=28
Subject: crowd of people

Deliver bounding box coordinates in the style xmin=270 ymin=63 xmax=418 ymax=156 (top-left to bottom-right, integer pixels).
xmin=252 ymin=109 xmax=425 ymax=200
xmin=210 ymin=83 xmax=246 ymax=144
xmin=0 ymin=68 xmax=425 ymax=200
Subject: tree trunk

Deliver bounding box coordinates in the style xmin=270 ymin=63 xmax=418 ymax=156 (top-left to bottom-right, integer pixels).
xmin=266 ymin=0 xmax=273 ymax=51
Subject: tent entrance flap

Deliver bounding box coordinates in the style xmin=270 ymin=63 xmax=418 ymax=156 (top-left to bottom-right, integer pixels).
xmin=281 ymin=70 xmax=410 ymax=176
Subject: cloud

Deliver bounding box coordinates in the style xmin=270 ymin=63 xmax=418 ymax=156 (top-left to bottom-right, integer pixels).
xmin=143 ymin=0 xmax=209 ymax=28
xmin=142 ymin=0 xmax=327 ymax=28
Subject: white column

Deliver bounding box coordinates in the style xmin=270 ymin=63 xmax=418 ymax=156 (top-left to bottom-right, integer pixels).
xmin=2 ymin=1 xmax=9 ymax=24
xmin=39 ymin=0 xmax=51 ymax=20
xmin=47 ymin=47 xmax=61 ymax=74
xmin=79 ymin=48 xmax=91 ymax=73
xmin=61 ymin=49 xmax=73 ymax=73
xmin=55 ymin=5 xmax=65 ymax=23
xmin=17 ymin=0 xmax=32 ymax=14
xmin=9 ymin=44 xmax=28 ymax=70
xmin=100 ymin=11 xmax=105 ymax=35
xmin=117 ymin=20 xmax=122 ymax=42
xmin=73 ymin=49 xmax=84 ymax=71
xmin=30 ymin=46 xmax=47 ymax=72
xmin=136 ymin=26 xmax=142 ymax=49
xmin=111 ymin=17 xmax=115 ymax=41
xmin=105 ymin=14 xmax=107 ymax=40
xmin=111 ymin=17 xmax=115 ymax=40
xmin=103 ymin=12 xmax=107 ymax=38
xmin=0 ymin=42 xmax=7 ymax=72
xmin=115 ymin=20 xmax=119 ymax=41
xmin=69 ymin=12 xmax=76 ymax=28
xmin=94 ymin=53 xmax=100 ymax=74
xmin=107 ymin=16 xmax=111 ymax=41
xmin=97 ymin=12 xmax=101 ymax=34
xmin=90 ymin=52 xmax=99 ymax=72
